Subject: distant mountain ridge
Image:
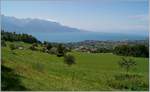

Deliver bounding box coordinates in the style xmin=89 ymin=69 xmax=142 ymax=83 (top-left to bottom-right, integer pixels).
xmin=1 ymin=15 xmax=81 ymax=33
xmin=1 ymin=15 xmax=148 ymax=42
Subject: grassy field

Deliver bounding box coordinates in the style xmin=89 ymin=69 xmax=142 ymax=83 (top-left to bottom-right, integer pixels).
xmin=1 ymin=42 xmax=149 ymax=91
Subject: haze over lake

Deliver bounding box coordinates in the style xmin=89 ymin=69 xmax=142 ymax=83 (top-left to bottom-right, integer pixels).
xmin=28 ymin=32 xmax=147 ymax=42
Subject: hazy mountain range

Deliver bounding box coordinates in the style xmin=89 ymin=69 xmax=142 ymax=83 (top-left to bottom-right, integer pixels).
xmin=1 ymin=15 xmax=148 ymax=42
xmin=1 ymin=15 xmax=82 ymax=33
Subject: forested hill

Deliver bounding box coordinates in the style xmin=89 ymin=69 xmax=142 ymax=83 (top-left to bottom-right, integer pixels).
xmin=1 ymin=30 xmax=41 ymax=43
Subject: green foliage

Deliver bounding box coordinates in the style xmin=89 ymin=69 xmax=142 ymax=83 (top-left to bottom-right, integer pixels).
xmin=9 ymin=44 xmax=17 ymax=51
xmin=48 ymin=47 xmax=58 ymax=55
xmin=57 ymin=44 xmax=66 ymax=57
xmin=114 ymin=45 xmax=149 ymax=57
xmin=42 ymin=47 xmax=48 ymax=53
xmin=32 ymin=43 xmax=38 ymax=47
xmin=94 ymin=48 xmax=112 ymax=53
xmin=29 ymin=44 xmax=37 ymax=51
xmin=43 ymin=41 xmax=48 ymax=45
xmin=64 ymin=54 xmax=76 ymax=66
xmin=118 ymin=57 xmax=136 ymax=72
xmin=1 ymin=40 xmax=7 ymax=47
xmin=1 ymin=30 xmax=40 ymax=44
xmin=46 ymin=43 xmax=52 ymax=50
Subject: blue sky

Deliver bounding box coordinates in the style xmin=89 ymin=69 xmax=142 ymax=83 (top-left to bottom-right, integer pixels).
xmin=1 ymin=0 xmax=149 ymax=34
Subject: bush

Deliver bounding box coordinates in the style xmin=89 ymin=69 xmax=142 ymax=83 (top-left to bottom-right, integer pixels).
xmin=64 ymin=54 xmax=76 ymax=66
xmin=118 ymin=57 xmax=136 ymax=73
xmin=48 ymin=47 xmax=58 ymax=55
xmin=42 ymin=47 xmax=48 ymax=53
xmin=29 ymin=46 xmax=36 ymax=51
xmin=29 ymin=43 xmax=38 ymax=51
xmin=1 ymin=40 xmax=6 ymax=47
xmin=9 ymin=44 xmax=17 ymax=51
xmin=32 ymin=43 xmax=38 ymax=47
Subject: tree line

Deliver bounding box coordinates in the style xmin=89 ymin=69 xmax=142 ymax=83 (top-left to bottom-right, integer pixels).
xmin=113 ymin=45 xmax=149 ymax=58
xmin=1 ymin=30 xmax=41 ymax=44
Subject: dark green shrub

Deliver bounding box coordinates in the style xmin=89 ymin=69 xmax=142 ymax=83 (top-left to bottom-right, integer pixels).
xmin=29 ymin=43 xmax=38 ymax=51
xmin=48 ymin=47 xmax=58 ymax=55
xmin=46 ymin=43 xmax=52 ymax=50
xmin=9 ymin=44 xmax=16 ymax=51
xmin=118 ymin=57 xmax=136 ymax=73
xmin=64 ymin=54 xmax=76 ymax=66
xmin=57 ymin=44 xmax=66 ymax=57
xmin=1 ymin=40 xmax=6 ymax=47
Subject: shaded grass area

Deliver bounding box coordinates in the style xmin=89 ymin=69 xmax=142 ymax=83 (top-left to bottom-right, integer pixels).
xmin=1 ymin=64 xmax=28 ymax=91
xmin=1 ymin=41 xmax=149 ymax=91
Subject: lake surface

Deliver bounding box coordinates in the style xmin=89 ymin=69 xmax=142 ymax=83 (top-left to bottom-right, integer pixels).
xmin=27 ymin=32 xmax=147 ymax=43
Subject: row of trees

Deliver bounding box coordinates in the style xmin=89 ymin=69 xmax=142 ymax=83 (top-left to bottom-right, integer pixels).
xmin=92 ymin=48 xmax=112 ymax=53
xmin=1 ymin=30 xmax=40 ymax=43
xmin=44 ymin=43 xmax=69 ymax=57
xmin=113 ymin=45 xmax=149 ymax=57
xmin=76 ymin=44 xmax=148 ymax=58
xmin=29 ymin=41 xmax=71 ymax=57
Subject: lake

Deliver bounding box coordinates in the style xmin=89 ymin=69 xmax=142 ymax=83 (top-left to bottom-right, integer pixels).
xmin=27 ymin=32 xmax=147 ymax=43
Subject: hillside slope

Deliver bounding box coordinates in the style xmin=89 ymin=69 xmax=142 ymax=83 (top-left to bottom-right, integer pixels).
xmin=1 ymin=42 xmax=149 ymax=91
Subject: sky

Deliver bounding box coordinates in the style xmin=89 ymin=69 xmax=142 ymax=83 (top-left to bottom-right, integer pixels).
xmin=1 ymin=0 xmax=149 ymax=34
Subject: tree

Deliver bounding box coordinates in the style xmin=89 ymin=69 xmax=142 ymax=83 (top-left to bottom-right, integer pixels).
xmin=43 ymin=41 xmax=48 ymax=45
xmin=57 ymin=44 xmax=66 ymax=57
xmin=118 ymin=57 xmax=136 ymax=73
xmin=46 ymin=43 xmax=52 ymax=50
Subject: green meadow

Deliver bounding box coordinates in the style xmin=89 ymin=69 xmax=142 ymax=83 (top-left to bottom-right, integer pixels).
xmin=1 ymin=42 xmax=149 ymax=91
